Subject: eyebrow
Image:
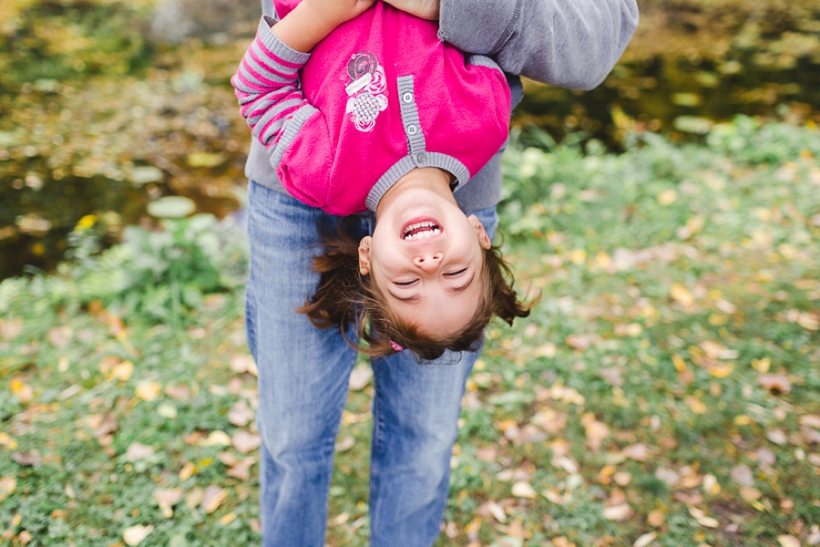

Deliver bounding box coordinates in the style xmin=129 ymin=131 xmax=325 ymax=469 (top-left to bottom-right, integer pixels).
xmin=386 ymin=272 xmax=475 ymax=302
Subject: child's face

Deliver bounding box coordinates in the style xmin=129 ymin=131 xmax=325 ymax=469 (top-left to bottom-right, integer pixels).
xmin=358 ymin=170 xmax=491 ymax=338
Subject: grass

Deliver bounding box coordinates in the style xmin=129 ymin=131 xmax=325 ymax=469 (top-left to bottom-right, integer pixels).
xmin=1 ymin=117 xmax=819 ymax=546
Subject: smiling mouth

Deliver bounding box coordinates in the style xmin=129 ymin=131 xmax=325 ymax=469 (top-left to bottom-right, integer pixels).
xmin=401 ymin=218 xmax=442 ymax=241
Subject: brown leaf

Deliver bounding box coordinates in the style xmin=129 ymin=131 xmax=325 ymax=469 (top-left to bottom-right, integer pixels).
xmin=565 ymin=333 xmax=600 ymax=351
xmin=123 ymin=524 xmax=153 ymax=546
xmin=232 ymin=431 xmax=261 ymax=454
xmin=800 ymin=415 xmax=820 ymax=429
xmin=226 ymin=457 xmax=257 ymax=481
xmin=599 ymin=367 xmax=623 ymax=386
xmin=227 ymin=400 xmax=254 ymax=427
xmin=335 ymin=436 xmax=355 ymax=453
xmin=730 ymin=465 xmax=754 ymax=487
xmin=154 ymin=487 xmax=184 ymax=508
xmin=201 ymin=485 xmax=228 ymax=514
xmin=757 ymin=374 xmax=791 ymax=394
xmin=125 ymin=442 xmax=155 ymax=462
xmin=622 ymin=443 xmax=650 ymax=462
xmin=647 ymin=509 xmax=665 ymax=527
xmin=165 ymin=384 xmax=191 ymax=400
xmin=12 ymin=450 xmax=41 ymax=467
xmin=349 ymin=363 xmax=373 ymax=391
xmin=603 ymin=503 xmax=633 ymax=521
xmin=47 ymin=326 xmax=73 ymax=348
xmin=230 ymin=354 xmax=257 ymax=376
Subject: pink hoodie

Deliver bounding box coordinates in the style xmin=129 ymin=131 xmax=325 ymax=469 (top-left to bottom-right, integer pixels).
xmin=233 ymin=0 xmax=511 ymax=216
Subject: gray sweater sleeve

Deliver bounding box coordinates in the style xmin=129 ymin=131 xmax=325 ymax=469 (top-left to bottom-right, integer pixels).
xmin=438 ymin=0 xmax=639 ymax=90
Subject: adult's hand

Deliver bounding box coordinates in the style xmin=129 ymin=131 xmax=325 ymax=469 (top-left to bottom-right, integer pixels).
xmin=273 ymin=0 xmax=376 ymax=52
xmin=383 ymin=0 xmax=439 ymax=20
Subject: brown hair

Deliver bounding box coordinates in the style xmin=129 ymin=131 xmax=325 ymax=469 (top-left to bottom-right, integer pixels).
xmin=298 ymin=219 xmax=535 ymax=361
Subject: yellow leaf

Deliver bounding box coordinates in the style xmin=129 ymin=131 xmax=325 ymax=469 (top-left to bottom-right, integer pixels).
xmin=686 ymin=396 xmax=707 ymax=414
xmin=0 ymin=475 xmax=16 ymax=503
xmin=657 ymin=189 xmax=677 ymax=205
xmin=135 ymin=382 xmax=161 ymax=401
xmin=752 ymin=358 xmax=771 ymax=373
xmin=672 ymin=354 xmax=687 ymax=372
xmin=201 ymin=485 xmax=228 ymax=514
xmin=709 ymin=363 xmax=734 ymax=378
xmin=179 ymin=462 xmax=196 ymax=481
xmin=734 ymin=415 xmax=752 ymax=426
xmin=123 ymin=524 xmax=154 ymax=546
xmin=570 ymin=249 xmax=587 ymax=264
xmin=111 ymin=360 xmax=134 ymax=381
xmin=0 ymin=432 xmax=17 ymax=450
xmin=703 ymin=474 xmax=721 ymax=495
xmin=220 ymin=512 xmax=237 ymax=525
xmin=201 ymin=431 xmax=231 ymax=446
xmin=670 ymin=283 xmax=694 ymax=307
xmin=797 ymin=312 xmax=820 ymax=331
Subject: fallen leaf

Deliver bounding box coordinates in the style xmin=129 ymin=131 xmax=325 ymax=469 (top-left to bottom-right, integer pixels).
xmin=11 ymin=451 xmax=41 ymax=467
xmin=622 ymin=443 xmax=650 ymax=462
xmin=226 ymin=457 xmax=257 ymax=481
xmin=111 ymin=360 xmax=134 ymax=382
xmin=201 ymin=485 xmax=228 ymax=514
xmin=647 ymin=509 xmax=665 ymax=527
xmin=155 ymin=487 xmax=184 ymax=517
xmin=655 ymin=467 xmax=679 ymax=486
xmin=484 ymin=501 xmax=506 ymax=523
xmin=349 ymin=363 xmax=373 ymax=391
xmin=614 ymin=472 xmax=632 ymax=486
xmin=670 ymin=283 xmax=694 ymax=307
xmin=94 ymin=412 xmax=118 ymax=439
xmin=125 ymin=442 xmax=155 ymax=462
xmin=634 ymin=532 xmax=658 ymax=547
xmin=689 ymin=506 xmax=719 ymax=528
xmin=757 ymin=374 xmax=791 ymax=394
xmin=582 ymin=414 xmax=610 ymax=451
xmin=220 ymin=512 xmax=237 ymax=525
xmin=740 ymin=486 xmax=762 ymax=502
xmin=201 ymin=431 xmax=231 ymax=447
xmin=511 ymin=481 xmax=537 ymax=499
xmin=165 ymin=384 xmax=191 ymax=400
xmin=230 ymin=354 xmax=257 ymax=375
xmin=603 ymin=503 xmax=633 ymax=521
xmin=0 ymin=476 xmax=16 ymax=503
xmin=685 ymin=396 xmax=707 ymax=414
xmin=123 ymin=524 xmax=154 ymax=546
xmin=48 ymin=326 xmax=73 ymax=348
xmin=702 ymin=474 xmax=720 ymax=495
xmin=335 ymin=436 xmax=355 ymax=453
xmin=766 ymin=428 xmax=787 ymax=445
xmin=730 ymin=465 xmax=754 ymax=487
xmin=799 ymin=415 xmax=820 ymax=429
xmin=227 ymin=400 xmax=254 ymax=427
xmin=136 ymin=382 xmax=161 ymax=401
xmin=179 ymin=462 xmax=196 ymax=481
xmin=796 ymin=312 xmax=820 ymax=331
xmin=232 ymin=431 xmax=261 ymax=453
xmin=777 ymin=535 xmax=801 ymax=547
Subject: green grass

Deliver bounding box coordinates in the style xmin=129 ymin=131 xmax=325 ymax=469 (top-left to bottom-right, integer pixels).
xmin=1 ymin=117 xmax=820 ymax=546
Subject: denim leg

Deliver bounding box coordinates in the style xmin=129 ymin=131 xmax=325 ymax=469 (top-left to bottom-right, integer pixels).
xmin=368 ymin=207 xmax=499 ymax=547
xmin=245 ymin=182 xmax=358 ymax=546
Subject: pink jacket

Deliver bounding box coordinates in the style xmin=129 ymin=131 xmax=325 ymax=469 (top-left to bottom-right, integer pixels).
xmin=232 ymin=0 xmax=511 ymax=216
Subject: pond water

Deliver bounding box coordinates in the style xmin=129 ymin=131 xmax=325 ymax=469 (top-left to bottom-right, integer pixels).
xmin=2 ymin=2 xmax=820 ymax=280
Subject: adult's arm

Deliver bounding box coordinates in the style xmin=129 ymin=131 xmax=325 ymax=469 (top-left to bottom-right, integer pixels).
xmin=438 ymin=0 xmax=639 ymax=90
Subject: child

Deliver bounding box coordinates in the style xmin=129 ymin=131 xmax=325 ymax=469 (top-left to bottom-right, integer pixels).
xmin=232 ymin=0 xmax=532 ymax=358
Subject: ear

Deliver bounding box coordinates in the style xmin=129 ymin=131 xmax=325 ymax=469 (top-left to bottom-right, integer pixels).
xmin=468 ymin=215 xmax=492 ymax=249
xmin=358 ymin=236 xmax=372 ymax=275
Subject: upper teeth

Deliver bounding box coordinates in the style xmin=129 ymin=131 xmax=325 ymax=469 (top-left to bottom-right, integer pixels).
xmin=404 ymin=221 xmax=441 ymax=241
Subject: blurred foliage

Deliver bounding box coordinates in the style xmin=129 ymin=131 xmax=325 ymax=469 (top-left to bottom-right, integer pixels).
xmin=0 ymin=0 xmax=158 ymax=90
xmin=0 ymin=213 xmax=247 ymax=326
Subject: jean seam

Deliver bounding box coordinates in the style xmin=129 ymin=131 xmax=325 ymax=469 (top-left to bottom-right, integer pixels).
xmin=369 ymin=371 xmax=384 ymax=543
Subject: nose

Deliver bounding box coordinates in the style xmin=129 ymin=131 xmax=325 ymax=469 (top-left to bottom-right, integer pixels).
xmin=413 ymin=253 xmax=442 ymax=272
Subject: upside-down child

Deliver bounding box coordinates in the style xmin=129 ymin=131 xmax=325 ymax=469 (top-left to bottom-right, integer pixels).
xmin=232 ymin=0 xmax=532 ymax=358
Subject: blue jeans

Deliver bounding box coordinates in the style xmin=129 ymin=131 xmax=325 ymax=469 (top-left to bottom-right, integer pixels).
xmin=245 ymin=181 xmax=498 ymax=547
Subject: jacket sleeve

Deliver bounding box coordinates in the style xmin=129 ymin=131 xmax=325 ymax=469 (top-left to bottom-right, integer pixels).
xmin=231 ymin=16 xmax=312 ymax=150
xmin=437 ymin=0 xmax=639 ymax=90
xmin=232 ymin=16 xmax=334 ymax=209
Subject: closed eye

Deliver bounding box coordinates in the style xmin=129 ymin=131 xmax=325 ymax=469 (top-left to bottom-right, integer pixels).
xmin=394 ymin=279 xmax=418 ymax=287
xmin=444 ymin=268 xmax=467 ymax=277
